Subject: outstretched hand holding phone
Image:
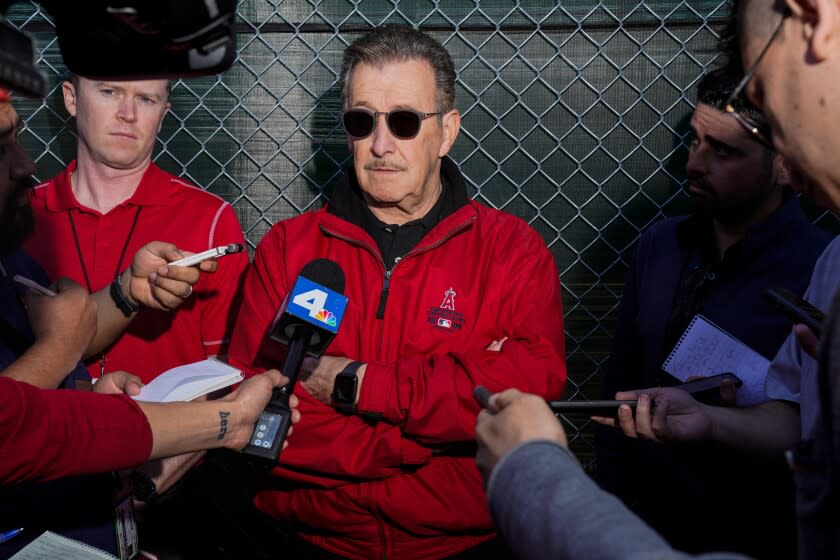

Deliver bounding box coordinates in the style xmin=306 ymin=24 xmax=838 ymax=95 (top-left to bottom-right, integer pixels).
xmin=592 ymin=387 xmax=716 ymax=443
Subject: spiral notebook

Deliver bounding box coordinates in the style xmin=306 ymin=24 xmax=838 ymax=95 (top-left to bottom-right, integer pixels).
xmin=10 ymin=531 xmax=117 ymax=559
xmin=662 ymin=315 xmax=770 ymax=406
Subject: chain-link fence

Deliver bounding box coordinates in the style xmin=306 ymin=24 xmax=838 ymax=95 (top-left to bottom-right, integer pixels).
xmin=8 ymin=1 xmax=837 ymax=469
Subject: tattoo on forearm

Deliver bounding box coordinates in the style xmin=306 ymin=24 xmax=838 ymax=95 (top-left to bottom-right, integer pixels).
xmin=218 ymin=411 xmax=230 ymax=440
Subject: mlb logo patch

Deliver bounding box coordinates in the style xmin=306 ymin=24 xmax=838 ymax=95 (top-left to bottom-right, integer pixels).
xmin=427 ymin=286 xmax=465 ymax=332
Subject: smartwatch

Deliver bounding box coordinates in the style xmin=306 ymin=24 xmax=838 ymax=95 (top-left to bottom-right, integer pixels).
xmin=129 ymin=470 xmax=157 ymax=502
xmin=332 ymin=361 xmax=363 ymax=412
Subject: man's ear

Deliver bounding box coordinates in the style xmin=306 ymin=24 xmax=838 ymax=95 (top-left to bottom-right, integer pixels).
xmin=157 ymin=101 xmax=172 ymax=134
xmin=786 ymin=0 xmax=818 ymax=20
xmin=437 ymin=109 xmax=461 ymax=158
xmin=773 ymin=154 xmax=792 ymax=187
xmin=61 ymin=81 xmax=78 ymax=118
xmin=787 ymin=0 xmax=839 ymax=61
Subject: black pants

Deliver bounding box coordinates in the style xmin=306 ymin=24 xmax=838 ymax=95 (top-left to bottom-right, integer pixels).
xmin=139 ymin=450 xmax=294 ymax=560
xmin=171 ymin=450 xmax=513 ymax=560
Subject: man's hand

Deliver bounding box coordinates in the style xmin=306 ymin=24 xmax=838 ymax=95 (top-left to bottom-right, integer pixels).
xmin=592 ymin=387 xmax=712 ymax=443
xmin=475 ymin=388 xmax=567 ymax=480
xmin=485 ymin=336 xmax=508 ymax=352
xmin=94 ymin=370 xmax=143 ymax=396
xmin=222 ymin=369 xmax=301 ymax=451
xmin=26 ymin=278 xmax=97 ymax=371
xmin=299 ymin=355 xmax=367 ymax=406
xmin=123 ymin=241 xmax=219 ymax=311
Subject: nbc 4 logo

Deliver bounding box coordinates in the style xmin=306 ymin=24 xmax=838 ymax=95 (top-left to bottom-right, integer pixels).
xmin=314 ymin=309 xmax=337 ymax=327
xmin=293 ymin=287 xmax=339 ymax=327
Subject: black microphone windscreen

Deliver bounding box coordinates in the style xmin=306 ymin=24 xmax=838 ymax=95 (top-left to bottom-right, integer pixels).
xmin=298 ymin=258 xmax=346 ymax=294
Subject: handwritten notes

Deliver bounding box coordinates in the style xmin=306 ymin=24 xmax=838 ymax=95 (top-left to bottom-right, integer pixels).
xmin=662 ymin=315 xmax=770 ymax=406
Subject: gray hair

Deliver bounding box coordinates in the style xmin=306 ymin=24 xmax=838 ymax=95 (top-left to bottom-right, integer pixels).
xmin=339 ymin=24 xmax=456 ymax=113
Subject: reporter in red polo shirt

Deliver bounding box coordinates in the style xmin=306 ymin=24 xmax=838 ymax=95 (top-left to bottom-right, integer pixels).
xmin=18 ymin=76 xmax=248 ymax=550
xmin=24 ymin=75 xmax=247 ymax=385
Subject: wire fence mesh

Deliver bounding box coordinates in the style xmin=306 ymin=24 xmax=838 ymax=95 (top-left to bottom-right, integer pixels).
xmin=8 ymin=0 xmax=837 ymax=470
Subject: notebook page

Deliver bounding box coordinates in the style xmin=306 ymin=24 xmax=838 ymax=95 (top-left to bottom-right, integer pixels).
xmin=134 ymin=359 xmax=243 ymax=403
xmin=662 ymin=315 xmax=770 ymax=406
xmin=10 ymin=531 xmax=118 ymax=560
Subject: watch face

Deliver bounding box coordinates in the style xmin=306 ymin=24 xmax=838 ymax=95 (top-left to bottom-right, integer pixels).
xmin=333 ymin=374 xmax=357 ymax=404
xmin=130 ymin=471 xmax=157 ymax=501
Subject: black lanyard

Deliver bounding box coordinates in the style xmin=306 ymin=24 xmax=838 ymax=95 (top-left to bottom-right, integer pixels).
xmin=67 ymin=206 xmax=142 ymax=375
xmin=67 ymin=206 xmax=142 ymax=293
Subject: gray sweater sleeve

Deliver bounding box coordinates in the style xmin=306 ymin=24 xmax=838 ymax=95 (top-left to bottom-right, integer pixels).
xmin=486 ymin=440 xmax=751 ymax=560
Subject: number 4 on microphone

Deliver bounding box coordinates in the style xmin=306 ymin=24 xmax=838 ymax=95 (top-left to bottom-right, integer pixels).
xmin=287 ymin=277 xmax=348 ymax=333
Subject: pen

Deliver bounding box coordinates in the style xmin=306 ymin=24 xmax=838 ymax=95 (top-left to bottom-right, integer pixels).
xmin=0 ymin=528 xmax=23 ymax=544
xmin=168 ymin=244 xmax=244 ymax=267
xmin=13 ymin=275 xmax=57 ymax=297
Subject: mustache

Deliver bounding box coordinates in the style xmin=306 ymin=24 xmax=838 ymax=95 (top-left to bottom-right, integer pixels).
xmin=687 ymin=177 xmax=713 ymax=193
xmin=364 ymin=159 xmax=407 ymax=172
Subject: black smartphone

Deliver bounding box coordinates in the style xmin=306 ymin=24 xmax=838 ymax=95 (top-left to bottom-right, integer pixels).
xmin=675 ymin=372 xmax=742 ymax=395
xmin=544 ymin=373 xmax=742 ymax=415
xmin=765 ymin=287 xmax=825 ymax=338
xmin=474 ymin=386 xmax=636 ymax=416
xmin=547 ymin=400 xmax=638 ymax=416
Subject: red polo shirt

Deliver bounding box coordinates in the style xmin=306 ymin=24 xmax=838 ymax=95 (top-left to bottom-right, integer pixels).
xmin=24 ymin=160 xmax=248 ymax=383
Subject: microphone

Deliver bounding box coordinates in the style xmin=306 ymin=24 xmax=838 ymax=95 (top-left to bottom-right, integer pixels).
xmin=242 ymin=259 xmax=348 ymax=462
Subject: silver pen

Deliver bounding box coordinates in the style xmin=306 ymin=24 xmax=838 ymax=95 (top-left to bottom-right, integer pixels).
xmin=168 ymin=244 xmax=244 ymax=267
xmin=13 ymin=275 xmax=57 ymax=297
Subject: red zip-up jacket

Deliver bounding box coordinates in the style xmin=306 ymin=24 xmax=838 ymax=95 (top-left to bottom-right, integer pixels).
xmin=228 ymin=161 xmax=566 ymax=560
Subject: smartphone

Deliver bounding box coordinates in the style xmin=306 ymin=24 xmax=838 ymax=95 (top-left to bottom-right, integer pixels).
xmin=765 ymin=287 xmax=825 ymax=338
xmin=168 ymin=243 xmax=244 ymax=267
xmin=473 ymin=385 xmax=637 ymax=417
xmin=547 ymin=400 xmax=638 ymax=416
xmin=675 ymin=372 xmax=742 ymax=395
xmin=544 ymin=373 xmax=742 ymax=415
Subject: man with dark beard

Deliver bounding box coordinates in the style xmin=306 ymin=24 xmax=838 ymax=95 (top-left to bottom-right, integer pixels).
xmin=0 ymin=103 xmax=35 ymax=255
xmin=0 ymin=91 xmax=102 ymax=390
xmin=593 ymin=67 xmax=831 ymax=559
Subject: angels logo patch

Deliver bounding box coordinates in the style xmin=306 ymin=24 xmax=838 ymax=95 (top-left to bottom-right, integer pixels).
xmin=427 ymin=287 xmax=465 ymax=331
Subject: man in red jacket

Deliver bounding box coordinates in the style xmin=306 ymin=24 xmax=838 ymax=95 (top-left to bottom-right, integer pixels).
xmin=228 ymin=24 xmax=567 ymax=560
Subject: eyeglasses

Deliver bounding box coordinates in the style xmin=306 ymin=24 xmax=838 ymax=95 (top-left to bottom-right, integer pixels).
xmin=342 ymin=108 xmax=440 ymax=140
xmin=718 ymin=8 xmax=788 ymax=147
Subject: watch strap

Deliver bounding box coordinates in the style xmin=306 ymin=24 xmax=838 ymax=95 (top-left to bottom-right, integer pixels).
xmin=110 ymin=275 xmax=140 ymax=318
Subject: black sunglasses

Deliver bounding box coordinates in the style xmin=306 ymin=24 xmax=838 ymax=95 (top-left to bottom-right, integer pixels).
xmin=342 ymin=108 xmax=440 ymax=140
